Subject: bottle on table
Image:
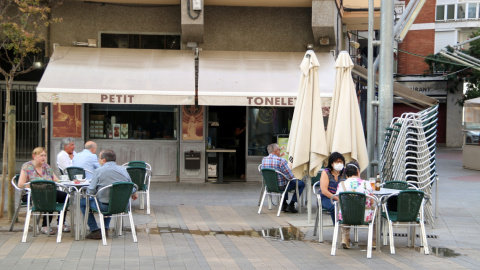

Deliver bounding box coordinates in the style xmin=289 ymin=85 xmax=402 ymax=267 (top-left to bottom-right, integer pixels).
xmin=375 ymin=174 xmax=381 ymax=191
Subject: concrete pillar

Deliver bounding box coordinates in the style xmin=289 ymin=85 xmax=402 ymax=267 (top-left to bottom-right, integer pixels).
xmin=181 ymin=0 xmax=204 ymax=43
xmin=446 ymin=86 xmax=463 ymax=147
xmin=312 ymin=0 xmax=337 ymax=47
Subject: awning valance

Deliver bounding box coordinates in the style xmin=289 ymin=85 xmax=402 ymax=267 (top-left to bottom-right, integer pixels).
xmin=37 ymin=46 xmax=195 ymax=105
xmin=198 ymin=51 xmax=336 ymax=106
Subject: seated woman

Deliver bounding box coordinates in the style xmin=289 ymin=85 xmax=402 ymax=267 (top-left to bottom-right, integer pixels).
xmin=18 ymin=147 xmax=70 ymax=235
xmin=320 ymin=152 xmax=346 ymax=224
xmin=335 ymin=161 xmax=375 ymax=249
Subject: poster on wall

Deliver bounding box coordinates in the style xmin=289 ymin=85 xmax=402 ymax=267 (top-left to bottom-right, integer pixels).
xmin=277 ymin=136 xmax=289 ymax=161
xmin=53 ymin=103 xmax=82 ymax=138
xmin=182 ymin=105 xmax=203 ymax=140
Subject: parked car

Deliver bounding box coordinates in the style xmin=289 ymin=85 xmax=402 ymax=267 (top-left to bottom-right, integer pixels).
xmin=464 ymin=130 xmax=480 ymax=145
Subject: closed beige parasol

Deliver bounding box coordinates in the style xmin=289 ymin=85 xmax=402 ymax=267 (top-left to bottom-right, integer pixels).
xmin=326 ymin=51 xmax=369 ymax=171
xmin=287 ymin=51 xmax=330 ymax=222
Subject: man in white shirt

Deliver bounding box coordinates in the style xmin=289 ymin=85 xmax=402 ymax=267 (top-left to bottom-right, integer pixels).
xmin=56 ymin=137 xmax=76 ymax=173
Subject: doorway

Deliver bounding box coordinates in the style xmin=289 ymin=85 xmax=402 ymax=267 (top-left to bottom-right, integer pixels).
xmin=207 ymin=106 xmax=246 ymax=181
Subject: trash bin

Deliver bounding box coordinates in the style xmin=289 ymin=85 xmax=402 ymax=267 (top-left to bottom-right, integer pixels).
xmin=208 ymin=164 xmax=217 ymax=177
xmin=185 ymin=151 xmax=201 ymax=170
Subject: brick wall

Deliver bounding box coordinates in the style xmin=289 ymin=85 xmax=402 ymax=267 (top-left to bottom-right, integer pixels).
xmin=397 ymin=0 xmax=436 ymax=75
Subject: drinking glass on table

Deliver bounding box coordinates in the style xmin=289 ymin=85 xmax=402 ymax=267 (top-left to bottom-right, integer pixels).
xmin=369 ymin=178 xmax=376 ymax=190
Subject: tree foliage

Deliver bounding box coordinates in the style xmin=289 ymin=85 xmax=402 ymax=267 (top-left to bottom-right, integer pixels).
xmin=0 ymin=0 xmax=62 ymax=77
xmin=425 ymin=30 xmax=480 ymax=106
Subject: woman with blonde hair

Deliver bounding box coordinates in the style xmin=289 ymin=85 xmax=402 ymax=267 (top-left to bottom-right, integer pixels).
xmin=18 ymin=147 xmax=70 ymax=235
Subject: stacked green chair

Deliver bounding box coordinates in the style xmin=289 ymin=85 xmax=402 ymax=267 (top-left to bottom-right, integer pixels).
xmin=258 ymin=168 xmax=300 ymax=217
xmin=83 ymin=182 xmax=138 ymax=246
xmin=65 ymin=166 xmax=93 ymax=180
xmin=331 ymin=192 xmax=377 ymax=259
xmin=381 ymin=190 xmax=429 ymax=255
xmin=22 ymin=180 xmax=70 ymax=243
xmin=126 ymin=166 xmax=151 ymax=214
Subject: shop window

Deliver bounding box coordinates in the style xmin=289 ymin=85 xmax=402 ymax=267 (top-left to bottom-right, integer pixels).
xmin=100 ymin=33 xmax=181 ymax=50
xmin=89 ymin=104 xmax=178 ymax=140
xmin=247 ymin=107 xmax=294 ymax=156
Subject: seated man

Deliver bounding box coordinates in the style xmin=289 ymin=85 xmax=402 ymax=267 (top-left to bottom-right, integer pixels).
xmin=72 ymin=141 xmax=101 ymax=179
xmin=56 ymin=137 xmax=76 ymax=173
xmin=261 ymin=143 xmax=305 ymax=213
xmin=80 ymin=149 xmax=138 ymax=239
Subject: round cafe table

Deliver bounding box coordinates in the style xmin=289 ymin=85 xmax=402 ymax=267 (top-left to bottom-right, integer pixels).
xmin=60 ymin=180 xmax=90 ymax=240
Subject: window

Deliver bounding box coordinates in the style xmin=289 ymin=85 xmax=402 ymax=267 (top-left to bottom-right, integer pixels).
xmin=247 ymin=107 xmax=294 ymax=156
xmin=447 ymin=4 xmax=455 ymax=20
xmin=467 ymin=3 xmax=478 ymax=19
xmin=100 ymin=33 xmax=181 ymax=50
xmin=436 ymin=5 xmax=445 ymax=20
xmin=457 ymin=4 xmax=466 ymax=19
xmin=89 ymin=104 xmax=178 ymax=140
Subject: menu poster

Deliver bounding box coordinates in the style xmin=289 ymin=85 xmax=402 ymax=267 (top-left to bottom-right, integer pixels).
xmin=113 ymin=124 xmax=120 ymax=139
xmin=277 ymin=137 xmax=289 ymax=161
xmin=182 ymin=105 xmax=204 ymax=140
xmin=53 ymin=103 xmax=82 ymax=138
xmin=120 ymin=124 xmax=128 ymax=139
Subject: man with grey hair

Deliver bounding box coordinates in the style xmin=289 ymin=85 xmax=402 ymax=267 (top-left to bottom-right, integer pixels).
xmin=56 ymin=137 xmax=76 ymax=173
xmin=261 ymin=143 xmax=305 ymax=213
xmin=73 ymin=141 xmax=100 ymax=179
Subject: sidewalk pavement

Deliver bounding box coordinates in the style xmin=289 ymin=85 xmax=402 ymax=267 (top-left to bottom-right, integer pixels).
xmin=1 ymin=146 xmax=480 ymax=269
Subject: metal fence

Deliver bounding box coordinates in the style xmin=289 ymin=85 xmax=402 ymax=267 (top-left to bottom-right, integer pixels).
xmin=0 ymin=82 xmax=43 ymax=160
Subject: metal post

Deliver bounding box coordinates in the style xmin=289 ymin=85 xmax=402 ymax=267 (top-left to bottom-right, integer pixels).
xmin=377 ymin=0 xmax=394 ymax=164
xmin=366 ymin=0 xmax=375 ymax=179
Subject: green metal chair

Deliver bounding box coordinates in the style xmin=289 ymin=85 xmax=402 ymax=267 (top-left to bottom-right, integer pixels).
xmin=382 ymin=180 xmax=417 ymax=190
xmin=65 ymin=166 xmax=91 ymax=180
xmin=258 ymin=168 xmax=299 ymax=217
xmin=122 ymin=161 xmax=152 ymax=171
xmin=381 ymin=190 xmax=429 ymax=255
xmin=126 ymin=166 xmax=151 ymax=214
xmin=331 ymin=192 xmax=377 ymax=259
xmin=84 ymin=182 xmax=138 ymax=246
xmin=9 ymin=174 xmax=25 ymax=231
xmin=22 ymin=180 xmax=70 ymax=243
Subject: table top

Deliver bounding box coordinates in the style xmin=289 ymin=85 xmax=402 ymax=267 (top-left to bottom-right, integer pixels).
xmin=206 ymin=149 xmax=236 ymax=153
xmin=372 ymin=188 xmax=401 ymax=195
xmin=58 ymin=180 xmax=91 ymax=187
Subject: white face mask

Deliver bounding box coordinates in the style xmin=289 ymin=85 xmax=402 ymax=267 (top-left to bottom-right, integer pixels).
xmin=333 ymin=163 xmax=344 ymax=172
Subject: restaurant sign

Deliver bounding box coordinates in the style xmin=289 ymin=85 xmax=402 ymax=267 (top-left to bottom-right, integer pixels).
xmin=101 ymin=94 xmax=135 ymax=103
xmin=398 ymin=81 xmax=447 ymax=96
xmin=246 ymin=97 xmax=296 ymax=106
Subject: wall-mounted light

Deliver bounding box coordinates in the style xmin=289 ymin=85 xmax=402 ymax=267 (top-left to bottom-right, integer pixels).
xmin=319 ymin=37 xmax=330 ymax=46
xmin=350 ymin=41 xmax=360 ymax=49
xmin=306 ymin=44 xmax=314 ymax=50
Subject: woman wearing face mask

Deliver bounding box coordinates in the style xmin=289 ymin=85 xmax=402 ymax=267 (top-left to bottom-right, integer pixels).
xmin=319 ymin=152 xmax=346 ymax=224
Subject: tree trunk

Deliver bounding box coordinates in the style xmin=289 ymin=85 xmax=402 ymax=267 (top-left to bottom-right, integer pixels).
xmin=0 ymin=76 xmax=12 ymax=218
xmin=7 ymin=105 xmax=16 ymax=220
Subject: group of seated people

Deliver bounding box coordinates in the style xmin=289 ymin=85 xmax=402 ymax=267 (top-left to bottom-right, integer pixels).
xmin=261 ymin=143 xmax=374 ymax=249
xmin=18 ymin=137 xmax=138 ymax=239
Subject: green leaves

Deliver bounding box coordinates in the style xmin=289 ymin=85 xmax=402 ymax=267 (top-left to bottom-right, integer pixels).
xmin=0 ymin=0 xmax=61 ymax=77
xmin=425 ymin=30 xmax=480 ymax=106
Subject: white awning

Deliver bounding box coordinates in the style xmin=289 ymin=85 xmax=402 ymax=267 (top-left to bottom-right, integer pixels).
xmin=37 ymin=46 xmax=195 ymax=105
xmin=198 ymin=51 xmax=336 ymax=106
